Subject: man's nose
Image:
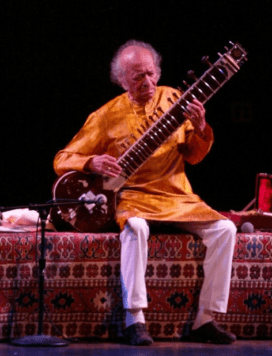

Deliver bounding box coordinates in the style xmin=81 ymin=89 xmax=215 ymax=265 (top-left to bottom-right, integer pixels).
xmin=142 ymin=75 xmax=152 ymax=87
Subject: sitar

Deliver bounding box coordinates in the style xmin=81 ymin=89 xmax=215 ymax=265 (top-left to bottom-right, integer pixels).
xmin=51 ymin=41 xmax=248 ymax=232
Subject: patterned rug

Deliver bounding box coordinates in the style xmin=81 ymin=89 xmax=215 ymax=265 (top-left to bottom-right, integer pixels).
xmin=0 ymin=231 xmax=272 ymax=340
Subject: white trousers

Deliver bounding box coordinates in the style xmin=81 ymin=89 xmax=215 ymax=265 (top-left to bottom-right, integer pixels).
xmin=120 ymin=217 xmax=237 ymax=313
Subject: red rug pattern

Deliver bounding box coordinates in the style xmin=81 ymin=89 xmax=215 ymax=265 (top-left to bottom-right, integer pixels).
xmin=0 ymin=231 xmax=272 ymax=340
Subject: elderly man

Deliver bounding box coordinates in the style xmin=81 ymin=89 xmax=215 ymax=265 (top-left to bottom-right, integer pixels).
xmin=54 ymin=40 xmax=237 ymax=346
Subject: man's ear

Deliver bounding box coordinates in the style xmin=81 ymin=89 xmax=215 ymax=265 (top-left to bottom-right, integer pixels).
xmin=119 ymin=77 xmax=128 ymax=91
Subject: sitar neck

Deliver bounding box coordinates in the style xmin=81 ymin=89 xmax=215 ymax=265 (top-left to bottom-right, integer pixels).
xmin=103 ymin=42 xmax=248 ymax=191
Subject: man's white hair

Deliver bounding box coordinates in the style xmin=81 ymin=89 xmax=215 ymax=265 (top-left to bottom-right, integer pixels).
xmin=110 ymin=40 xmax=162 ymax=88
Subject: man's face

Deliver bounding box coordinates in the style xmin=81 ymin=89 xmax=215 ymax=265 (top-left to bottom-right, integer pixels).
xmin=121 ymin=49 xmax=159 ymax=105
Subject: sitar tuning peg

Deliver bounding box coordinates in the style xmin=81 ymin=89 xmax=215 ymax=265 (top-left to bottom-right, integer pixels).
xmin=187 ymin=70 xmax=198 ymax=81
xmin=173 ymin=92 xmax=180 ymax=99
xmin=224 ymin=41 xmax=235 ymax=51
xmin=157 ymin=106 xmax=165 ymax=114
xmin=183 ymin=80 xmax=190 ymax=89
xmin=177 ymin=81 xmax=190 ymax=92
xmin=201 ymin=56 xmax=212 ymax=67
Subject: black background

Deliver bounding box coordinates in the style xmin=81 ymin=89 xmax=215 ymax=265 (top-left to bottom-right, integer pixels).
xmin=1 ymin=1 xmax=271 ymax=212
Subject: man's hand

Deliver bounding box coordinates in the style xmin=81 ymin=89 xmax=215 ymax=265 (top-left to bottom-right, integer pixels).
xmin=183 ymin=99 xmax=206 ymax=135
xmin=88 ymin=154 xmax=122 ymax=177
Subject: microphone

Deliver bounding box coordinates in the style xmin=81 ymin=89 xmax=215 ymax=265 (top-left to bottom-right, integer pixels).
xmin=240 ymin=222 xmax=254 ymax=233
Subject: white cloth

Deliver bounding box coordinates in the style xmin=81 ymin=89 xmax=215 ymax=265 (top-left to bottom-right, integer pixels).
xmin=0 ymin=209 xmax=40 ymax=231
xmin=0 ymin=208 xmax=53 ymax=232
xmin=120 ymin=217 xmax=236 ymax=313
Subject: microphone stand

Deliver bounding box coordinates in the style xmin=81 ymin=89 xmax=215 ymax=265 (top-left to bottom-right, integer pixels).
xmin=0 ymin=199 xmax=98 ymax=347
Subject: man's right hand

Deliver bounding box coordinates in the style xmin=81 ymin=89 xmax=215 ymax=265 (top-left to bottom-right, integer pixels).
xmin=88 ymin=154 xmax=122 ymax=177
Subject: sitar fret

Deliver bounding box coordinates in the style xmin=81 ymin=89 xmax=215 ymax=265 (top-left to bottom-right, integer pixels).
xmin=118 ymin=112 xmax=182 ymax=176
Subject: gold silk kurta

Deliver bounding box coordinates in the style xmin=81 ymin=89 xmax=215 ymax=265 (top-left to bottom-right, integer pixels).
xmin=54 ymin=86 xmax=226 ymax=230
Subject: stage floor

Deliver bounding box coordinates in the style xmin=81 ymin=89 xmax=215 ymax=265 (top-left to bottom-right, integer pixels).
xmin=0 ymin=340 xmax=272 ymax=356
